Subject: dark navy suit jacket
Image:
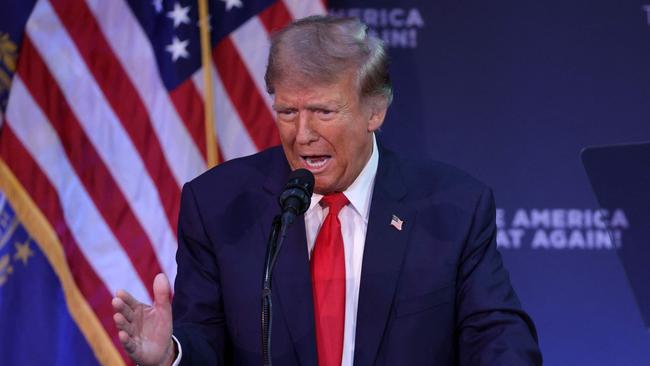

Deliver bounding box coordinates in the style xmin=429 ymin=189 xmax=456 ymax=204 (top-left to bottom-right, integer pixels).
xmin=172 ymin=145 xmax=542 ymax=365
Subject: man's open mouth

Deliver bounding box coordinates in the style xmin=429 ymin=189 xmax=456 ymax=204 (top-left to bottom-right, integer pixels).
xmin=302 ymin=155 xmax=331 ymax=170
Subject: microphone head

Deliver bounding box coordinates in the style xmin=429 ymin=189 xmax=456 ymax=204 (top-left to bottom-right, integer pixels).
xmin=279 ymin=169 xmax=315 ymax=216
xmin=287 ymin=168 xmax=315 ymax=194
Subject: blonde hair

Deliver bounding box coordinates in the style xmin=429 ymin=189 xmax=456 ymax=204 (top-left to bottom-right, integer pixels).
xmin=265 ymin=15 xmax=392 ymax=105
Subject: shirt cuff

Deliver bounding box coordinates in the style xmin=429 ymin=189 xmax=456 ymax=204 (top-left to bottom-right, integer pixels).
xmin=171 ymin=334 xmax=183 ymax=366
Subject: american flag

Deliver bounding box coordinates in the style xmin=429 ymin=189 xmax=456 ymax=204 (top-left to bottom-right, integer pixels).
xmin=0 ymin=0 xmax=325 ymax=364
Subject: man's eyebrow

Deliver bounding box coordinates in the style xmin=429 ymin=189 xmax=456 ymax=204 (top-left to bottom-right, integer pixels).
xmin=305 ymin=101 xmax=342 ymax=110
xmin=272 ymin=104 xmax=295 ymax=111
xmin=272 ymin=101 xmax=342 ymax=111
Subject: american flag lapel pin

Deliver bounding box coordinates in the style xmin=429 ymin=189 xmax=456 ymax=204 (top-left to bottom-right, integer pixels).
xmin=390 ymin=214 xmax=403 ymax=231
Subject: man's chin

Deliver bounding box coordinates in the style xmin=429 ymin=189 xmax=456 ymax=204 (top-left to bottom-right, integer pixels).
xmin=313 ymin=180 xmax=333 ymax=195
xmin=314 ymin=176 xmax=346 ymax=195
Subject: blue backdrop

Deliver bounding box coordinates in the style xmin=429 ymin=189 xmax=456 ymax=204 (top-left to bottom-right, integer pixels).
xmin=330 ymin=0 xmax=650 ymax=365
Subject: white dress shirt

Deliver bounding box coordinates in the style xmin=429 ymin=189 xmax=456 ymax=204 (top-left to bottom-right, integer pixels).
xmin=304 ymin=135 xmax=379 ymax=366
xmin=173 ymin=136 xmax=379 ymax=366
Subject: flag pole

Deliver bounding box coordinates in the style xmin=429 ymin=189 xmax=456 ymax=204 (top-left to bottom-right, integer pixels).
xmin=198 ymin=0 xmax=219 ymax=167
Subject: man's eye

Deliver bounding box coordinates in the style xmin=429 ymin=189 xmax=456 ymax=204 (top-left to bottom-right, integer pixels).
xmin=277 ymin=110 xmax=297 ymax=119
xmin=316 ymin=109 xmax=334 ymax=118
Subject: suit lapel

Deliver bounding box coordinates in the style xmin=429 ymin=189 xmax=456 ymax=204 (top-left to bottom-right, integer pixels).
xmin=260 ymin=162 xmax=317 ymax=365
xmin=257 ymin=146 xmax=413 ymax=366
xmin=354 ymin=147 xmax=414 ymax=366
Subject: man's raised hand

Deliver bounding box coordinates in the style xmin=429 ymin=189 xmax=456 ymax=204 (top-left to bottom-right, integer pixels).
xmin=112 ymin=273 xmax=175 ymax=366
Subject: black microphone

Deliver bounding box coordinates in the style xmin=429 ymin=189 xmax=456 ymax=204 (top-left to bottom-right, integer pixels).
xmin=278 ymin=168 xmax=314 ymax=227
xmin=262 ymin=169 xmax=314 ymax=366
xmin=262 ymin=168 xmax=314 ymax=366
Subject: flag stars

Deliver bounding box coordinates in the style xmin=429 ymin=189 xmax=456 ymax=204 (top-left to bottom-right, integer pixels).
xmin=221 ymin=0 xmax=243 ymax=11
xmin=164 ymin=2 xmax=192 ymax=62
xmin=166 ymin=36 xmax=190 ymax=61
xmin=14 ymin=240 xmax=34 ymax=266
xmin=152 ymin=0 xmax=163 ymax=13
xmin=167 ymin=2 xmax=191 ymax=28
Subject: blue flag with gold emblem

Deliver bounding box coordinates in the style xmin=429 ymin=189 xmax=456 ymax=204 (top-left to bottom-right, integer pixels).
xmin=0 ymin=1 xmax=99 ymax=364
xmin=0 ymin=192 xmax=99 ymax=365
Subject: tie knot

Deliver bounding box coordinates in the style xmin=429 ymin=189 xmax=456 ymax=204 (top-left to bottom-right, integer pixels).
xmin=320 ymin=192 xmax=349 ymax=215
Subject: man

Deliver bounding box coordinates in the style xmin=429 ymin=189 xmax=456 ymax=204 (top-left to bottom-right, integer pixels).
xmin=112 ymin=16 xmax=542 ymax=365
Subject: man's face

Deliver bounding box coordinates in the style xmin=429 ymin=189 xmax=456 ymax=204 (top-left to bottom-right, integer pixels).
xmin=273 ymin=74 xmax=386 ymax=194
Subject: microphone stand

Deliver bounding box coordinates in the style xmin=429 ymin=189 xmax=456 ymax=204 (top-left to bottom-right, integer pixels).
xmin=261 ymin=215 xmax=290 ymax=366
xmin=261 ymin=168 xmax=313 ymax=366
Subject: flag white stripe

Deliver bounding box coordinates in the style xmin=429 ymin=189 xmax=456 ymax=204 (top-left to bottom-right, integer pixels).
xmin=6 ymin=77 xmax=151 ymax=303
xmin=192 ymin=64 xmax=258 ymax=161
xmin=230 ymin=18 xmax=274 ymax=114
xmin=84 ymin=0 xmax=206 ymax=185
xmin=281 ymin=0 xmax=326 ymax=19
xmin=28 ymin=0 xmax=178 ymax=284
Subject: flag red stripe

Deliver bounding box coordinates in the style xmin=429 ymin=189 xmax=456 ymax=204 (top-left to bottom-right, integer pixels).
xmin=259 ymin=1 xmax=294 ymax=34
xmin=0 ymin=125 xmax=130 ymax=364
xmin=19 ymin=37 xmax=160 ymax=300
xmin=50 ymin=0 xmax=181 ymax=234
xmin=217 ymin=144 xmax=225 ymax=164
xmin=169 ymin=80 xmax=207 ymax=160
xmin=213 ymin=37 xmax=281 ymax=150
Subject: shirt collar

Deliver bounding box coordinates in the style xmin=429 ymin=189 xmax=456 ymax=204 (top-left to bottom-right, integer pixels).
xmin=308 ymin=134 xmax=379 ymax=222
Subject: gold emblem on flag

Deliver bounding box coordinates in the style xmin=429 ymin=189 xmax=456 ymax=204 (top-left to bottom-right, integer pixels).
xmin=14 ymin=239 xmax=33 ymax=266
xmin=0 ymin=253 xmax=12 ymax=287
xmin=0 ymin=32 xmax=17 ymax=112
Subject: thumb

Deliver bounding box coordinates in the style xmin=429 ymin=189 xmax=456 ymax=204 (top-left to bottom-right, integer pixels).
xmin=152 ymin=273 xmax=171 ymax=307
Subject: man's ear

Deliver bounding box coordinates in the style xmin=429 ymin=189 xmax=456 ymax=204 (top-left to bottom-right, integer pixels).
xmin=367 ymin=97 xmax=388 ymax=132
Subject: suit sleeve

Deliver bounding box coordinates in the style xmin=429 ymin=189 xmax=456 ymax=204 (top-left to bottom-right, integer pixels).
xmin=172 ymin=183 xmax=229 ymax=365
xmin=456 ymin=187 xmax=543 ymax=365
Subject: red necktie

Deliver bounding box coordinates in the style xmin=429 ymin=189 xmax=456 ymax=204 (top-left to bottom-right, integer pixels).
xmin=311 ymin=192 xmax=349 ymax=366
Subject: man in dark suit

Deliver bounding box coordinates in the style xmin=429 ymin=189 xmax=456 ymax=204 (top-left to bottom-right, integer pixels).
xmin=112 ymin=15 xmax=542 ymax=365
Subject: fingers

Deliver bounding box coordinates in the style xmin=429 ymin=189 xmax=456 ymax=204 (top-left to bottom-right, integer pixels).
xmin=118 ymin=329 xmax=138 ymax=355
xmin=111 ymin=296 xmax=135 ymax=323
xmin=113 ymin=311 xmax=135 ymax=337
xmin=111 ymin=274 xmax=172 ymax=364
xmin=112 ymin=294 xmax=137 ymax=337
xmin=153 ymin=273 xmax=171 ymax=308
xmin=115 ymin=288 xmax=140 ymax=310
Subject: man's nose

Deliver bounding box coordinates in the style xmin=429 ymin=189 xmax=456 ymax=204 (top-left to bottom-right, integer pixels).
xmin=295 ymin=112 xmax=318 ymax=144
